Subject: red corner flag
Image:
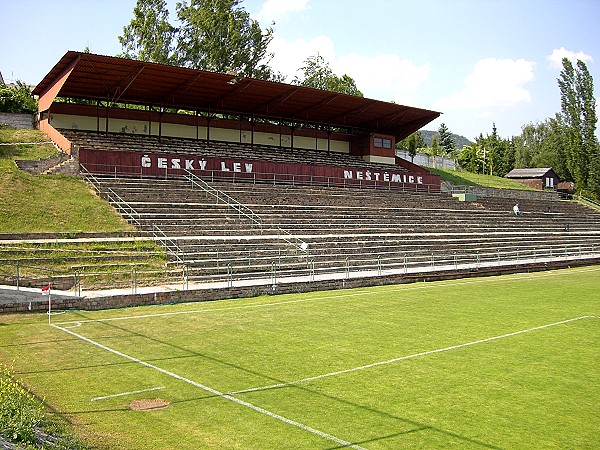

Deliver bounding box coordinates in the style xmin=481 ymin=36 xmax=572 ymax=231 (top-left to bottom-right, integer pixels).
xmin=41 ymin=284 xmax=51 ymax=295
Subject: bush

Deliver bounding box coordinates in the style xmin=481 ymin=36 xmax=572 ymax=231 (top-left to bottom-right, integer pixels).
xmin=0 ymin=81 xmax=38 ymax=114
xmin=0 ymin=364 xmax=44 ymax=444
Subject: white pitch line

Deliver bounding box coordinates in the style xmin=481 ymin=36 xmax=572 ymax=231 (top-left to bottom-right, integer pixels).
xmin=50 ymin=324 xmax=365 ymax=450
xmin=91 ymin=386 xmax=165 ymax=402
xmin=231 ymin=315 xmax=595 ymax=395
xmin=54 ymin=266 xmax=600 ymax=327
xmin=53 ymin=291 xmax=372 ymax=326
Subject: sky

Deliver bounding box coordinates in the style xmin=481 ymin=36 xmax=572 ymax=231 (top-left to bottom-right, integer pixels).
xmin=1 ymin=0 xmax=599 ymax=141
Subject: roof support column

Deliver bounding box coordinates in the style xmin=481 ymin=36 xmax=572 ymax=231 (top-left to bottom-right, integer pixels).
xmin=290 ymin=124 xmax=295 ymax=151
xmin=206 ymin=114 xmax=211 ymax=143
xmin=251 ymin=113 xmax=255 ymax=148
xmin=158 ymin=107 xmax=163 ymax=142
xmin=105 ymin=101 xmax=109 ymax=135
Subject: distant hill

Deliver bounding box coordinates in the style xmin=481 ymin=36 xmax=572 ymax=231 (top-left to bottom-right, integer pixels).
xmin=420 ymin=130 xmax=473 ymax=149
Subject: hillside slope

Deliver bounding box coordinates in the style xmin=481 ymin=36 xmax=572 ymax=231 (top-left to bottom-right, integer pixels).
xmin=420 ymin=129 xmax=473 ymax=149
xmin=0 ymin=127 xmax=132 ymax=233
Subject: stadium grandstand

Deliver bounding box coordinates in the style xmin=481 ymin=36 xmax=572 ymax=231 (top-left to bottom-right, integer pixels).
xmin=4 ymin=50 xmax=600 ymax=310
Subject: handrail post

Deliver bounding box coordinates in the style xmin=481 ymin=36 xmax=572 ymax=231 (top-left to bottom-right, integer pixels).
xmin=76 ymin=271 xmax=81 ymax=297
xmin=132 ymin=267 xmax=137 ymax=294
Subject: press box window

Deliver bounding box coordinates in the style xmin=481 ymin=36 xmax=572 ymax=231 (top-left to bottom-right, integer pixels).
xmin=373 ymin=138 xmax=392 ymax=148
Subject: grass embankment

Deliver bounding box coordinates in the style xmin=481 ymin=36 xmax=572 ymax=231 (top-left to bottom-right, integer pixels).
xmin=0 ymin=127 xmax=169 ymax=288
xmin=0 ymin=127 xmax=132 ymax=233
xmin=429 ymin=166 xmax=534 ymax=190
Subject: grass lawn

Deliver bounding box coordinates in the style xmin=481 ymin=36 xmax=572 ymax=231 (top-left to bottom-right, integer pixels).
xmin=0 ymin=127 xmax=132 ymax=233
xmin=429 ymin=167 xmax=534 ymax=190
xmin=0 ymin=266 xmax=598 ymax=449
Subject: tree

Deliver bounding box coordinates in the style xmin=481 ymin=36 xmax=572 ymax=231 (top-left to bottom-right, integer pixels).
xmin=557 ymin=58 xmax=599 ymax=195
xmin=119 ymin=0 xmax=177 ymax=65
xmin=294 ymin=54 xmax=363 ymax=97
xmin=437 ymin=123 xmax=455 ymax=155
xmin=175 ymin=0 xmax=275 ymax=79
xmin=458 ymin=143 xmax=484 ymax=173
xmin=397 ymin=131 xmax=425 ymax=162
xmin=514 ymin=119 xmax=568 ymax=179
xmin=0 ymin=81 xmax=37 ymax=114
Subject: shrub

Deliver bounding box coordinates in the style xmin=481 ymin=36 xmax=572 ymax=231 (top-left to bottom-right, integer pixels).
xmin=0 ymin=81 xmax=38 ymax=114
xmin=0 ymin=364 xmax=44 ymax=444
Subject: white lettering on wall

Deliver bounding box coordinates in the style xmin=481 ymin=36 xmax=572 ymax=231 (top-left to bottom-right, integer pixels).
xmin=135 ymin=153 xmax=424 ymax=184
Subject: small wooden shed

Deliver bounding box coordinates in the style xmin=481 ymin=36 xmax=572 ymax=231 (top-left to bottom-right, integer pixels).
xmin=505 ymin=167 xmax=559 ymax=190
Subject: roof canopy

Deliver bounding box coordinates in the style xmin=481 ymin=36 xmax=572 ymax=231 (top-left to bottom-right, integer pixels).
xmin=506 ymin=168 xmax=555 ymax=179
xmin=34 ymin=51 xmax=441 ymax=141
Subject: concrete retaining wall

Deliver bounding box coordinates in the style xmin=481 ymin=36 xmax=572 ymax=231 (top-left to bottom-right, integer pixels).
xmin=0 ymin=112 xmax=33 ymax=129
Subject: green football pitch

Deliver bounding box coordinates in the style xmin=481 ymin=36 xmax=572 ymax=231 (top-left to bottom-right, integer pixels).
xmin=1 ymin=266 xmax=599 ymax=449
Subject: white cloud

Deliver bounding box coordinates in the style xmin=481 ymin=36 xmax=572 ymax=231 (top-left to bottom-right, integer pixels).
xmin=267 ymin=35 xmax=430 ymax=103
xmin=334 ymin=53 xmax=430 ymax=104
xmin=434 ymin=58 xmax=535 ymax=110
xmin=256 ymin=0 xmax=310 ymax=24
xmin=268 ymin=34 xmax=335 ymax=82
xmin=547 ymin=47 xmax=593 ymax=69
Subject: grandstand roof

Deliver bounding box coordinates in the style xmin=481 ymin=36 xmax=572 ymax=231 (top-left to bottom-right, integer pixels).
xmin=33 ymin=51 xmax=440 ymax=141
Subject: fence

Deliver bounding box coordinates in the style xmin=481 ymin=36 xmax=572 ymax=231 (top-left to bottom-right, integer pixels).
xmin=4 ymin=243 xmax=599 ymax=296
xmin=396 ymin=150 xmax=457 ymax=170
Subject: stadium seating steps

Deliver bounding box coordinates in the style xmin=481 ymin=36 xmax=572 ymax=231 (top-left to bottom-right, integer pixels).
xmin=4 ymin=130 xmax=599 ymax=291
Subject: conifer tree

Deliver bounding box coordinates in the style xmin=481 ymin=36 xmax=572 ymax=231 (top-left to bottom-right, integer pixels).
xmin=437 ymin=123 xmax=455 ymax=155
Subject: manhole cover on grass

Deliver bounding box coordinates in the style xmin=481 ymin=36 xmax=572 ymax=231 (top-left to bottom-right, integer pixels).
xmin=129 ymin=398 xmax=170 ymax=411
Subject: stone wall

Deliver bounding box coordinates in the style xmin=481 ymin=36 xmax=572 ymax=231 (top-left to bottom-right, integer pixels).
xmin=15 ymin=153 xmax=69 ymax=174
xmin=0 ymin=112 xmax=33 ymax=129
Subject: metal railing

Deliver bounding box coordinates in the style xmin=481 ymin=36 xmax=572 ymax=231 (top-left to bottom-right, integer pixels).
xmin=81 ymin=162 xmax=443 ymax=194
xmin=577 ymin=195 xmax=600 ymax=211
xmin=81 ymin=165 xmax=186 ymax=264
xmin=184 ymin=169 xmax=309 ymax=253
xmin=3 ymin=243 xmax=599 ymax=296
